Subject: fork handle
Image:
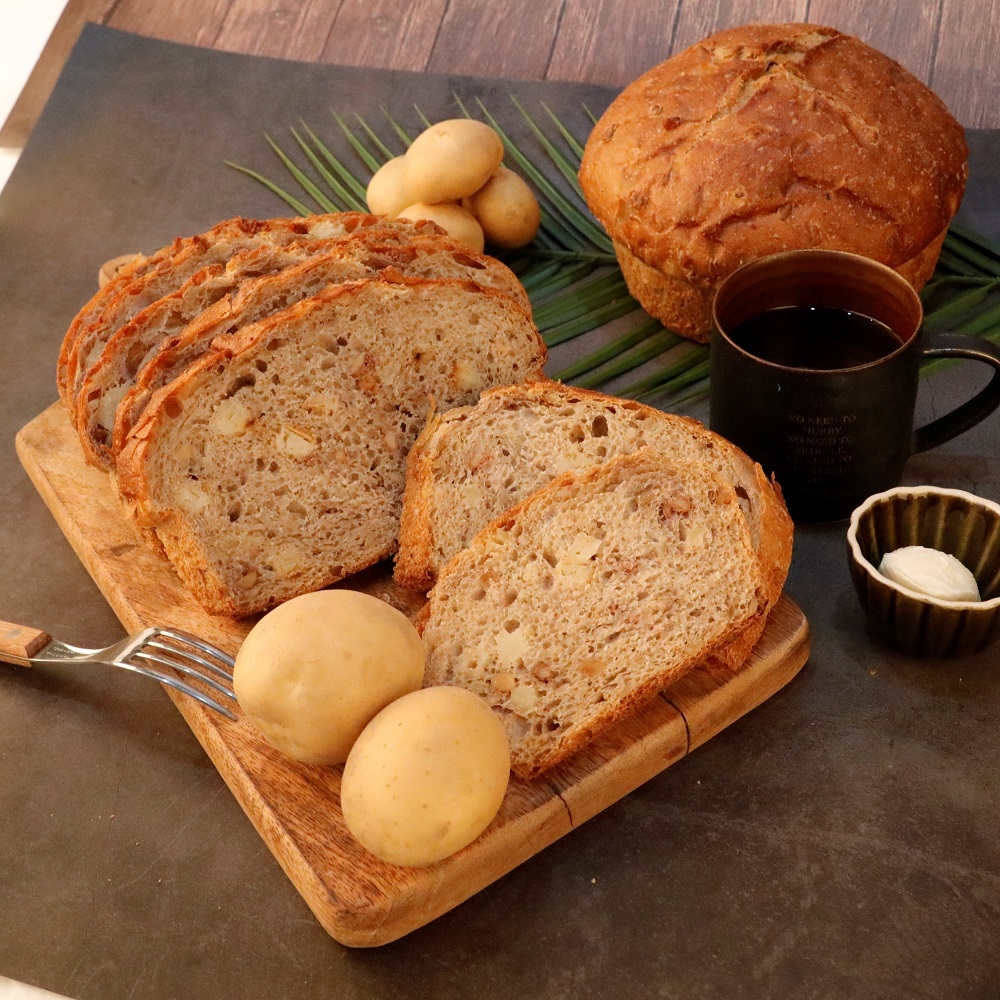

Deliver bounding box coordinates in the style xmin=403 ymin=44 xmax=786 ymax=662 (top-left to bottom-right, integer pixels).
xmin=0 ymin=620 xmax=51 ymax=666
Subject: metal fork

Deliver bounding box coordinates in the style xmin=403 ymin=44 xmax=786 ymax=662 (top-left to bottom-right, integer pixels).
xmin=0 ymin=619 xmax=238 ymax=720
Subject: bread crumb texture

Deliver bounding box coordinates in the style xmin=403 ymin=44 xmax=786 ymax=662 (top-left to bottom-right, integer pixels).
xmin=396 ymin=380 xmax=792 ymax=602
xmin=117 ymin=276 xmax=544 ymax=616
xmin=62 ymin=213 xmax=410 ymax=417
xmin=420 ymin=449 xmax=766 ymax=778
xmin=77 ymin=221 xmax=525 ymax=470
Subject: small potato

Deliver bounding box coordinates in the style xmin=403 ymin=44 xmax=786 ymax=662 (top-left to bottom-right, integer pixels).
xmin=469 ymin=166 xmax=541 ymax=249
xmin=404 ymin=119 xmax=504 ymax=204
xmin=341 ymin=686 xmax=511 ymax=867
xmin=98 ymin=252 xmax=145 ymax=288
xmin=233 ymin=590 xmax=424 ymax=765
xmin=365 ymin=156 xmax=411 ymax=218
xmin=396 ymin=202 xmax=485 ymax=253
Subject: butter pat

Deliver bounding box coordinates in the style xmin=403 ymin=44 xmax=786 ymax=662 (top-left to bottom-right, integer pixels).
xmin=878 ymin=546 xmax=980 ymax=602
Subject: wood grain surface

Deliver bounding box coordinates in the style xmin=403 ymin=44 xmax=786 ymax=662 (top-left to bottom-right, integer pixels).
xmin=15 ymin=401 xmax=809 ymax=947
xmin=3 ymin=0 xmax=1000 ymax=150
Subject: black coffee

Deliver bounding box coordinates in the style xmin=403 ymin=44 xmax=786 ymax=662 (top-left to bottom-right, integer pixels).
xmin=729 ymin=305 xmax=901 ymax=370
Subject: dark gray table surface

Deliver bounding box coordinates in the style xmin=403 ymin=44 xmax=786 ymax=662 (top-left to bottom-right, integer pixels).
xmin=1 ymin=26 xmax=998 ymax=1000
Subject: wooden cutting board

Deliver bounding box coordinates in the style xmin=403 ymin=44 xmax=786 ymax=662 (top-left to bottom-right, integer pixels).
xmin=16 ymin=402 xmax=810 ymax=947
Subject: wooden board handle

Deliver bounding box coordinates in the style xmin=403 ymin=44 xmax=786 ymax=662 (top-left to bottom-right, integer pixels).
xmin=0 ymin=621 xmax=51 ymax=665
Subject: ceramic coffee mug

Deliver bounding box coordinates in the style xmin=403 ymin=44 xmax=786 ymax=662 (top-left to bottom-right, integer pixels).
xmin=709 ymin=249 xmax=1000 ymax=522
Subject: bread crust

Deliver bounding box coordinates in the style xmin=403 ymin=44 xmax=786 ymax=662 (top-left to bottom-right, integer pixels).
xmin=396 ymin=379 xmax=792 ymax=588
xmin=613 ymin=241 xmax=714 ymax=342
xmin=76 ymin=240 xmax=349 ymax=468
xmin=613 ymin=224 xmax=950 ymax=341
xmin=579 ymin=23 xmax=968 ymax=338
xmin=148 ymin=509 xmax=389 ymax=618
xmin=394 ymin=406 xmax=450 ymax=593
xmin=60 ymin=215 xmax=323 ymax=410
xmin=58 ymin=234 xmax=193 ymax=407
xmin=79 ymin=226 xmax=524 ymax=470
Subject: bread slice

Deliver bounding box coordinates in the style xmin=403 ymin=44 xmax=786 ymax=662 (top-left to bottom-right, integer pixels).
xmin=395 ymin=379 xmax=792 ymax=669
xmin=419 ymin=448 xmax=767 ymax=779
xmin=58 ymin=212 xmax=440 ymax=421
xmin=116 ymin=275 xmax=546 ymax=617
xmin=58 ymin=220 xmax=234 ymax=406
xmin=108 ymin=232 xmax=531 ymax=463
xmin=396 ymin=379 xmax=791 ymax=587
xmin=75 ymin=238 xmax=356 ymax=468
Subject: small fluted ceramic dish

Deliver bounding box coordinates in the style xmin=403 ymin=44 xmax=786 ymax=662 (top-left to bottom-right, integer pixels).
xmin=847 ymin=486 xmax=1000 ymax=657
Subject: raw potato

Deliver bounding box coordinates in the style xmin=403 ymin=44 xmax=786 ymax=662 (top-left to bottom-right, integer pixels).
xmin=404 ymin=119 xmax=504 ymax=204
xmin=365 ymin=156 xmax=410 ymax=218
xmin=233 ymin=590 xmax=424 ymax=765
xmin=97 ymin=252 xmax=145 ymax=289
xmin=397 ymin=202 xmax=485 ymax=253
xmin=341 ymin=686 xmax=511 ymax=867
xmin=469 ymin=166 xmax=541 ymax=249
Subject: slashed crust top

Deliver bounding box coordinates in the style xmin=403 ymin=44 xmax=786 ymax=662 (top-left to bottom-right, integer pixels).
xmin=579 ymin=23 xmax=968 ymax=288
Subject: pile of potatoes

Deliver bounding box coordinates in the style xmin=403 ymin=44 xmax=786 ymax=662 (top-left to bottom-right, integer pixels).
xmin=233 ymin=590 xmax=511 ymax=868
xmin=366 ymin=118 xmax=541 ymax=253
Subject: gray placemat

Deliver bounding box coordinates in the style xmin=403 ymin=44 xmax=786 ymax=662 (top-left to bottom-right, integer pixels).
xmin=1 ymin=24 xmax=999 ymax=1000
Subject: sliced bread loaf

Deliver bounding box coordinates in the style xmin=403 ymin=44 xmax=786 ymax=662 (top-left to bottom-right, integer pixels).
xmin=395 ymin=380 xmax=791 ymax=590
xmin=116 ymin=275 xmax=546 ymax=617
xmin=58 ymin=216 xmax=246 ymax=406
xmin=59 ymin=212 xmax=440 ymax=421
xmin=419 ymin=448 xmax=767 ymax=778
xmin=109 ymin=232 xmax=531 ymax=461
xmin=76 ymin=238 xmax=359 ymax=468
xmin=395 ymin=379 xmax=792 ymax=669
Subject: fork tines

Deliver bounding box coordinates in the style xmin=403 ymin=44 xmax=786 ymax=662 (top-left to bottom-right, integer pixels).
xmin=125 ymin=627 xmax=238 ymax=720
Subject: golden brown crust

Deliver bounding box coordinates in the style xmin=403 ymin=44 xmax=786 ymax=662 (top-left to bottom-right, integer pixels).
xmin=579 ymin=23 xmax=968 ymax=338
xmin=60 ymin=216 xmax=304 ymax=410
xmin=60 ymin=212 xmax=434 ymax=428
xmin=615 ymin=225 xmax=951 ymax=339
xmin=394 ymin=405 xmax=452 ymax=592
xmin=896 ymin=226 xmax=949 ymax=289
xmin=206 ymin=274 xmax=539 ymax=365
xmin=397 ymin=376 xmax=792 ymax=584
xmin=710 ymin=616 xmax=768 ymax=672
xmin=118 ymin=275 xmax=543 ymax=515
xmin=151 ymin=508 xmax=390 ymax=618
xmin=613 ymin=241 xmax=712 ymax=342
xmin=108 ymin=230 xmax=526 ymax=463
xmin=57 ymin=237 xmax=185 ymax=405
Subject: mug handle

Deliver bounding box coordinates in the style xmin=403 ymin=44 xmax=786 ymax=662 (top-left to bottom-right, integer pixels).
xmin=912 ymin=331 xmax=1000 ymax=453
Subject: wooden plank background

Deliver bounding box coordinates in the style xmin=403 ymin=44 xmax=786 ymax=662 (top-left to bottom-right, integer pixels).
xmin=3 ymin=0 xmax=999 ymax=151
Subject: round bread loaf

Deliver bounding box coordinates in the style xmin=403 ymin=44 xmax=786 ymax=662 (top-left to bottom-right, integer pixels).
xmin=578 ymin=23 xmax=969 ymax=342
